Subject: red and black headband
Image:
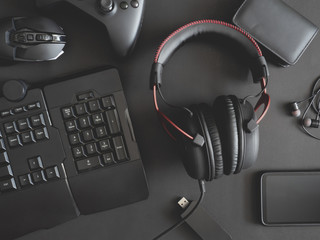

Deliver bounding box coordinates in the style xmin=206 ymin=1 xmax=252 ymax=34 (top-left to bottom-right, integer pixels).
xmin=151 ymin=19 xmax=270 ymax=140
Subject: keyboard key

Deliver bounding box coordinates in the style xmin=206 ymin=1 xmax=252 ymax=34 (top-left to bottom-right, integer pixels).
xmin=72 ymin=146 xmax=85 ymax=158
xmin=78 ymin=116 xmax=90 ymax=129
xmin=21 ymin=131 xmax=35 ymax=144
xmin=34 ymin=127 xmax=49 ymax=141
xmin=69 ymin=133 xmax=81 ymax=145
xmin=87 ymin=100 xmax=100 ymax=112
xmin=27 ymin=102 xmax=40 ymax=110
xmin=77 ymin=92 xmax=93 ymax=101
xmin=102 ymin=152 xmax=115 ymax=165
xmin=45 ymin=166 xmax=60 ymax=180
xmin=16 ymin=118 xmax=30 ymax=132
xmin=76 ymin=156 xmax=101 ymax=172
xmin=85 ymin=143 xmax=97 ymax=155
xmin=101 ymin=96 xmax=115 ymax=109
xmin=0 ymin=139 xmax=6 ymax=151
xmin=61 ymin=107 xmax=73 ymax=119
xmin=74 ymin=103 xmax=86 ymax=116
xmin=30 ymin=114 xmax=45 ymax=128
xmin=0 ymin=110 xmax=11 ymax=118
xmin=99 ymin=139 xmax=111 ymax=152
xmin=105 ymin=110 xmax=121 ymax=134
xmin=82 ymin=129 xmax=94 ymax=142
xmin=95 ymin=126 xmax=108 ymax=138
xmin=7 ymin=135 xmax=21 ymax=148
xmin=13 ymin=106 xmax=24 ymax=114
xmin=0 ymin=178 xmax=16 ymax=192
xmin=19 ymin=174 xmax=32 ymax=187
xmin=0 ymin=165 xmax=13 ymax=178
xmin=4 ymin=122 xmax=16 ymax=134
xmin=28 ymin=156 xmax=43 ymax=170
xmin=31 ymin=171 xmax=46 ymax=184
xmin=65 ymin=120 xmax=77 ymax=132
xmin=0 ymin=152 xmax=9 ymax=165
xmin=112 ymin=136 xmax=128 ymax=161
xmin=92 ymin=113 xmax=104 ymax=125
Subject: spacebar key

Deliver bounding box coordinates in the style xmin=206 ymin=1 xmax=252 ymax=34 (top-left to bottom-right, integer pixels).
xmin=76 ymin=156 xmax=101 ymax=172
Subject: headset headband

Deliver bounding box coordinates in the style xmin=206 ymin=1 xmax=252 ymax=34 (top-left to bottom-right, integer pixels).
xmin=151 ymin=20 xmax=270 ymax=142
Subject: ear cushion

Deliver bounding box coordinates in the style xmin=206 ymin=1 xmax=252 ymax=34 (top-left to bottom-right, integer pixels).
xmin=228 ymin=95 xmax=245 ymax=174
xmin=212 ymin=96 xmax=239 ymax=175
xmin=198 ymin=104 xmax=224 ymax=179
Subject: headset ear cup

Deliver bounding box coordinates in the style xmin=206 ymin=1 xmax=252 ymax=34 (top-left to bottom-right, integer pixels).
xmin=175 ymin=105 xmax=210 ymax=180
xmin=212 ymin=96 xmax=239 ymax=175
xmin=198 ymin=104 xmax=224 ymax=179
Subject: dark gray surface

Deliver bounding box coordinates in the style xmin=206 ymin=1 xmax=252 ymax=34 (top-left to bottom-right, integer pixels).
xmin=0 ymin=0 xmax=320 ymax=239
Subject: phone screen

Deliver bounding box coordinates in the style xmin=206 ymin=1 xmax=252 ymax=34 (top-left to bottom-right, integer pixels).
xmin=261 ymin=172 xmax=320 ymax=226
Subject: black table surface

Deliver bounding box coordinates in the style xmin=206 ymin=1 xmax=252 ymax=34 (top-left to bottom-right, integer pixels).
xmin=1 ymin=0 xmax=320 ymax=239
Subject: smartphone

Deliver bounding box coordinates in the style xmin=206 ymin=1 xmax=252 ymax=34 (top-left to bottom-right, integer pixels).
xmin=261 ymin=171 xmax=320 ymax=226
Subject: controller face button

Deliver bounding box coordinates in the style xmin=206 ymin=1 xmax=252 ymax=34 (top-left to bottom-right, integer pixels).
xmin=130 ymin=0 xmax=139 ymax=8
xmin=120 ymin=1 xmax=129 ymax=9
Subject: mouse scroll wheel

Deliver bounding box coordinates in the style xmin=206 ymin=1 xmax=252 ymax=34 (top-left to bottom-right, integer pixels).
xmin=13 ymin=33 xmax=27 ymax=43
xmin=36 ymin=34 xmax=53 ymax=41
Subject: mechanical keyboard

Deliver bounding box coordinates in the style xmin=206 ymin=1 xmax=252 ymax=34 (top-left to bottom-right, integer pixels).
xmin=0 ymin=68 xmax=148 ymax=239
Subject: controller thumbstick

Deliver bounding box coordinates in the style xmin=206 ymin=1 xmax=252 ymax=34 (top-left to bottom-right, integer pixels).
xmin=99 ymin=0 xmax=114 ymax=13
xmin=2 ymin=80 xmax=28 ymax=102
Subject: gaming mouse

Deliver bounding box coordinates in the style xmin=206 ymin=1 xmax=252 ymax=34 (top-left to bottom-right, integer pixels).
xmin=0 ymin=16 xmax=66 ymax=62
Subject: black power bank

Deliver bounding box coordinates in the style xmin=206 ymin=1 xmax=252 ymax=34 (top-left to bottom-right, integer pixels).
xmin=261 ymin=172 xmax=320 ymax=226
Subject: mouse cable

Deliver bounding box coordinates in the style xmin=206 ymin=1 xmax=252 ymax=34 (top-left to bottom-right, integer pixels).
xmin=152 ymin=180 xmax=206 ymax=240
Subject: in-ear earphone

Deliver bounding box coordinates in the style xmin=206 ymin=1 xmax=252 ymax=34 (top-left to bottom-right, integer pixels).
xmin=303 ymin=117 xmax=320 ymax=128
xmin=289 ymin=77 xmax=320 ymax=139
xmin=289 ymin=102 xmax=301 ymax=117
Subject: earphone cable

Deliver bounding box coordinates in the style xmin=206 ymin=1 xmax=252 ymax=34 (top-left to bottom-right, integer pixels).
xmin=152 ymin=180 xmax=206 ymax=240
xmin=311 ymin=77 xmax=320 ymax=113
xmin=301 ymin=94 xmax=320 ymax=140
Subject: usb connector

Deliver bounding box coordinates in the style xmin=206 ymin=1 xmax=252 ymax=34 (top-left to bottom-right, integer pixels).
xmin=178 ymin=197 xmax=190 ymax=209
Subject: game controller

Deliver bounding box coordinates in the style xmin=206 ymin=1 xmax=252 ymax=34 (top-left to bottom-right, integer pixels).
xmin=36 ymin=0 xmax=145 ymax=56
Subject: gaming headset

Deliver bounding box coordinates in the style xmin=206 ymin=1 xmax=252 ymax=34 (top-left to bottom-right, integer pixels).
xmin=150 ymin=20 xmax=271 ymax=181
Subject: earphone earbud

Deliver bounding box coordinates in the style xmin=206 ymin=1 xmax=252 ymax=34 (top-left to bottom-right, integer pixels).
xmin=303 ymin=117 xmax=320 ymax=128
xmin=289 ymin=102 xmax=301 ymax=117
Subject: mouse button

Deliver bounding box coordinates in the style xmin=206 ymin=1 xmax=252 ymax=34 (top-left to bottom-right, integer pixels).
xmin=14 ymin=17 xmax=64 ymax=35
xmin=0 ymin=25 xmax=14 ymax=60
xmin=15 ymin=44 xmax=65 ymax=61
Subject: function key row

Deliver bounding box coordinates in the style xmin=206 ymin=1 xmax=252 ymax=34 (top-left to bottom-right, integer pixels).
xmin=0 ymin=102 xmax=40 ymax=118
xmin=3 ymin=114 xmax=45 ymax=135
xmin=61 ymin=96 xmax=115 ymax=119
